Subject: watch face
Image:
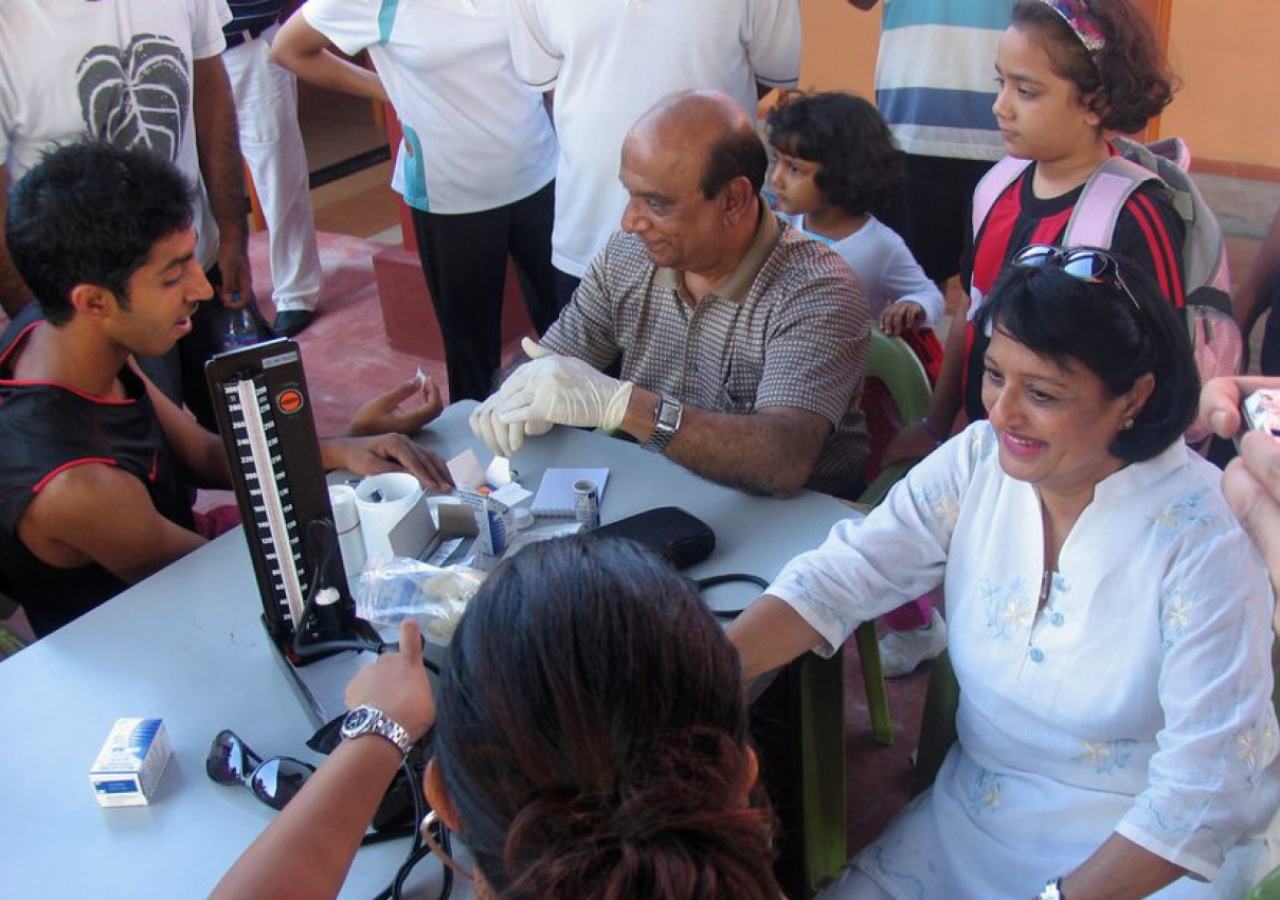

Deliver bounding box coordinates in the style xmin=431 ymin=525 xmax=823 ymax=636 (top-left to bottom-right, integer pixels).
xmin=342 ymin=707 xmax=374 ymax=735
xmin=657 ymin=398 xmax=682 ymax=429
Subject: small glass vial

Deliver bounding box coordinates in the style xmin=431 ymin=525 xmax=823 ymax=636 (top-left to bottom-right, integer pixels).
xmin=573 ymin=479 xmax=600 ymax=531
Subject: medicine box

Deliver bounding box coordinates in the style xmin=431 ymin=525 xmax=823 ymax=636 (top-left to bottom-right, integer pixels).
xmin=458 ymin=489 xmax=513 ymax=556
xmin=89 ymin=718 xmax=171 ymax=807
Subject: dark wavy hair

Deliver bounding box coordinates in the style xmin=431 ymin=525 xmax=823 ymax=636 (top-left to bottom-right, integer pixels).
xmin=1012 ymin=0 xmax=1177 ymax=133
xmin=5 ymin=142 xmax=194 ymax=325
xmin=765 ymin=91 xmax=904 ymax=218
xmin=434 ymin=536 xmax=779 ymax=900
xmin=974 ymin=248 xmax=1198 ymax=462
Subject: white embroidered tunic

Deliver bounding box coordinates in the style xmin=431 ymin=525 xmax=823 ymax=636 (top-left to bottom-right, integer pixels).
xmin=769 ymin=422 xmax=1280 ymax=898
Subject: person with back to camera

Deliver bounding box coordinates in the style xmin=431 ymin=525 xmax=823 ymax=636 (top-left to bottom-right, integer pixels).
xmin=271 ymin=0 xmax=560 ymax=403
xmin=728 ymin=248 xmax=1280 ymax=899
xmin=209 ymin=535 xmax=781 ymax=900
xmin=886 ymin=0 xmax=1187 ymax=474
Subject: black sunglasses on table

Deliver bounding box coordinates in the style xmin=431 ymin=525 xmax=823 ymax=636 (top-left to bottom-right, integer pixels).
xmin=206 ymin=729 xmax=315 ymax=811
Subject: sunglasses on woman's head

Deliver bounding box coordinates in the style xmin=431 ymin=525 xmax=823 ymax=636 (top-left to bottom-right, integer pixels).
xmin=1011 ymin=244 xmax=1141 ymax=313
xmin=206 ymin=729 xmax=315 ymax=811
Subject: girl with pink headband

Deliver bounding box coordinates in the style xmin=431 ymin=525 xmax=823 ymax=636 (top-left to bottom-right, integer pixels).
xmin=886 ymin=0 xmax=1185 ymax=470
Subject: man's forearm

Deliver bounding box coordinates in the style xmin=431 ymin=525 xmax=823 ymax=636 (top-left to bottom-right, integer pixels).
xmin=192 ymin=57 xmax=248 ymax=267
xmin=271 ymin=16 xmax=388 ymax=103
xmin=620 ymin=387 xmax=828 ymax=497
xmin=0 ymin=237 xmax=32 ymax=317
xmin=0 ymin=181 xmax=34 ymax=316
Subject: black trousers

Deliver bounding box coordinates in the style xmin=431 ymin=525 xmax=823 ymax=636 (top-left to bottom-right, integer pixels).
xmin=879 ymin=154 xmax=996 ymax=284
xmin=172 ymin=264 xmax=273 ymax=431
xmin=411 ymin=180 xmax=560 ymax=402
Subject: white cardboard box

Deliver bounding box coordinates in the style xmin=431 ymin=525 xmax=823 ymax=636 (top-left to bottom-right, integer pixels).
xmin=89 ymin=718 xmax=171 ymax=807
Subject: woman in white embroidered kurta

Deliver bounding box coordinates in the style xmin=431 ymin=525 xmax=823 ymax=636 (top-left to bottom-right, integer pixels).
xmin=729 ymin=247 xmax=1280 ymax=899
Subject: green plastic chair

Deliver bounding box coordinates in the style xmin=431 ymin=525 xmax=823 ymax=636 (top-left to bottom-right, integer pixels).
xmin=0 ymin=622 xmax=27 ymax=661
xmin=1248 ymin=866 xmax=1280 ymax=900
xmin=782 ymin=333 xmax=935 ymax=893
xmin=850 ymin=331 xmax=935 ymax=747
xmin=0 ymin=592 xmax=30 ymax=661
xmin=858 ymin=330 xmax=934 ymax=507
xmin=911 ymin=648 xmax=960 ymax=796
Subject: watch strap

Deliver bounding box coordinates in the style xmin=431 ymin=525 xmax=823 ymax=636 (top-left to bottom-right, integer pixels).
xmin=644 ymin=396 xmax=683 ymax=454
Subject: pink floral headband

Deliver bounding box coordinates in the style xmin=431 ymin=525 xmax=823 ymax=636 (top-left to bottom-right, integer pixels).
xmin=1034 ymin=0 xmax=1106 ymax=55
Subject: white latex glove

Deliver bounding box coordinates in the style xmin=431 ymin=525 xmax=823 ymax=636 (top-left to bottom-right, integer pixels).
xmin=467 ymin=342 xmax=556 ymax=457
xmin=498 ymin=337 xmax=633 ymax=432
xmin=470 ymin=391 xmax=528 ymax=457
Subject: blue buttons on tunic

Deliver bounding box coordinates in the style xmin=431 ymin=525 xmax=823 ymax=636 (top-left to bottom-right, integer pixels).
xmin=1050 ymin=612 xmax=1064 ymax=627
xmin=1029 ymin=647 xmax=1045 ymax=663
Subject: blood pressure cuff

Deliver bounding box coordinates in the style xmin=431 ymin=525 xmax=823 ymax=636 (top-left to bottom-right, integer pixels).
xmin=307 ymin=714 xmax=430 ymax=832
xmin=589 ymin=506 xmax=716 ymax=570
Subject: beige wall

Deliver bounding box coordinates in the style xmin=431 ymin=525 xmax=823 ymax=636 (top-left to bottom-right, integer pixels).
xmin=796 ymin=0 xmax=880 ymax=98
xmin=797 ymin=0 xmax=1280 ymax=176
xmin=1160 ymin=1 xmax=1280 ymax=175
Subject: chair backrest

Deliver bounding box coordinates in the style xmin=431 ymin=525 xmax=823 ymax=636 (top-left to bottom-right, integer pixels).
xmin=910 ymin=648 xmax=960 ymax=796
xmin=859 ymin=331 xmax=934 ymax=507
xmin=1249 ymin=865 xmax=1280 ymax=900
xmin=0 ymin=621 xmax=29 ymax=661
xmin=867 ymin=330 xmax=931 ymax=422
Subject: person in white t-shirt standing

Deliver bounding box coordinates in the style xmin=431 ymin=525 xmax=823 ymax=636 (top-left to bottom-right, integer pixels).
xmin=273 ymin=0 xmax=559 ymax=402
xmin=0 ymin=0 xmax=256 ymax=426
xmin=507 ymin=0 xmax=802 ymax=305
xmin=221 ymin=0 xmax=325 ymax=338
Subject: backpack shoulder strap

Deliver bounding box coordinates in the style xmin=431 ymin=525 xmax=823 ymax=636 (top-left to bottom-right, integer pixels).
xmin=971 ymin=156 xmax=1033 ymax=239
xmin=1062 ymin=156 xmax=1161 ymax=249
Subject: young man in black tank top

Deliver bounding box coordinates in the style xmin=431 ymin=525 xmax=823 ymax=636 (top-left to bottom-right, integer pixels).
xmin=0 ymin=143 xmax=451 ymax=636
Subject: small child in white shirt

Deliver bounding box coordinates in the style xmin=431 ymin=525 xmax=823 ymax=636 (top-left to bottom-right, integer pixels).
xmin=765 ymin=91 xmax=945 ymax=340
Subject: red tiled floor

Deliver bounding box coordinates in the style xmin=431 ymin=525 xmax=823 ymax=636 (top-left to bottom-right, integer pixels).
xmin=248 ymin=230 xmax=448 ymax=437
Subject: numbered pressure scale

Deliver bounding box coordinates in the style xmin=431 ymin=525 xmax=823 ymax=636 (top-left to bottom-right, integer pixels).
xmin=206 ymin=339 xmax=379 ymax=673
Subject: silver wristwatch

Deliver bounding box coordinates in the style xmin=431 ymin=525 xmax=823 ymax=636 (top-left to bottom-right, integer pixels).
xmin=1037 ymin=878 xmax=1064 ymax=900
xmin=340 ymin=704 xmax=415 ymax=756
xmin=644 ymin=396 xmax=683 ymax=453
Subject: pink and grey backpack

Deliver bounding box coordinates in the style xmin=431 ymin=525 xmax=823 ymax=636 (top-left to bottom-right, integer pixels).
xmin=973 ymin=136 xmax=1242 ymax=445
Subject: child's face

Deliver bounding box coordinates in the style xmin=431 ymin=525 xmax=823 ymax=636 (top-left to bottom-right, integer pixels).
xmin=992 ymin=24 xmax=1103 ymax=165
xmin=768 ymin=150 xmax=826 ymax=217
